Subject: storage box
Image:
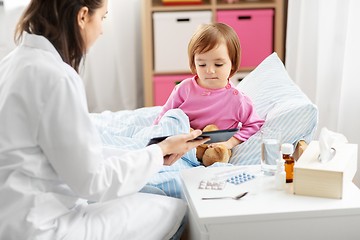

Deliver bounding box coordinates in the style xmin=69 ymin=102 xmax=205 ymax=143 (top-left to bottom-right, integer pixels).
xmin=294 ymin=141 xmax=358 ymax=199
xmin=217 ymin=9 xmax=274 ymax=68
xmin=153 ymin=74 xmax=193 ymax=106
xmin=153 ymin=11 xmax=212 ymax=72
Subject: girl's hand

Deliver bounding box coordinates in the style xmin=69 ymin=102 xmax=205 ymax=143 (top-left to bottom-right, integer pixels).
xmin=157 ymin=130 xmax=209 ymax=166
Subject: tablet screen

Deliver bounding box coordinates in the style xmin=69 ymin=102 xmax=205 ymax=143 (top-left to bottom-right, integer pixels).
xmin=147 ymin=128 xmax=239 ymax=145
xmin=194 ymin=128 xmax=239 ymax=144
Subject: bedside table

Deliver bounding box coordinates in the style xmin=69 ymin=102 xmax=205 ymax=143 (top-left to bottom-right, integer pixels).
xmin=180 ymin=165 xmax=360 ymax=240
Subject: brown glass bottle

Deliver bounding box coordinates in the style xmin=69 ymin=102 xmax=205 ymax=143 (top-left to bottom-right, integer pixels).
xmin=281 ymin=143 xmax=294 ymax=183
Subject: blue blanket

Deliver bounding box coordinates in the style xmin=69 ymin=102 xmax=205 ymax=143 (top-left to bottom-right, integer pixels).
xmin=90 ymin=107 xmax=229 ymax=198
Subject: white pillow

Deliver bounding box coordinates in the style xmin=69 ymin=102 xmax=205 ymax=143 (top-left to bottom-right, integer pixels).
xmin=230 ymin=53 xmax=318 ymax=165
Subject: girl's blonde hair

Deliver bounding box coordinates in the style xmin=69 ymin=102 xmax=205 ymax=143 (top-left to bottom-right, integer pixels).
xmin=188 ymin=22 xmax=241 ymax=78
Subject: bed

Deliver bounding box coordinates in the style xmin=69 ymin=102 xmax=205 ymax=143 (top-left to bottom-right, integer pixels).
xmin=89 ymin=53 xmax=318 ymax=198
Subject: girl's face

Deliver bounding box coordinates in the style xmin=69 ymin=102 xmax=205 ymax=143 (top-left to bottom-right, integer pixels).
xmin=79 ymin=0 xmax=108 ymax=51
xmin=194 ymin=43 xmax=233 ymax=89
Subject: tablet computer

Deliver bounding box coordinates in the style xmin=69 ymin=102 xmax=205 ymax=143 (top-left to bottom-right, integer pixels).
xmin=147 ymin=128 xmax=239 ymax=146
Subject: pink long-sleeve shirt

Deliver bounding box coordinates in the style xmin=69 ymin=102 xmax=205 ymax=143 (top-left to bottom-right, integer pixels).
xmin=154 ymin=76 xmax=265 ymax=142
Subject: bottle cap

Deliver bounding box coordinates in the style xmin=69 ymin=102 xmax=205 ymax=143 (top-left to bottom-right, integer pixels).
xmin=276 ymin=159 xmax=285 ymax=170
xmin=281 ymin=143 xmax=294 ymax=154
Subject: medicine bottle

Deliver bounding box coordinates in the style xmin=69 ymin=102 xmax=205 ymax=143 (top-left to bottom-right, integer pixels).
xmin=275 ymin=153 xmax=286 ymax=191
xmin=281 ymin=143 xmax=294 ymax=183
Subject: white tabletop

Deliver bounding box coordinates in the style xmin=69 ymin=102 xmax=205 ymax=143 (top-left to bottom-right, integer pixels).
xmin=180 ymin=165 xmax=360 ymax=226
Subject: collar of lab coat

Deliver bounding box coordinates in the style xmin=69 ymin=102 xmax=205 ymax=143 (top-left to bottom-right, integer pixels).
xmin=22 ymin=32 xmax=63 ymax=62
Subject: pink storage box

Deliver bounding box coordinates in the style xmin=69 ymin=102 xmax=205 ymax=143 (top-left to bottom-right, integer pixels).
xmin=217 ymin=9 xmax=274 ymax=68
xmin=153 ymin=74 xmax=194 ymax=106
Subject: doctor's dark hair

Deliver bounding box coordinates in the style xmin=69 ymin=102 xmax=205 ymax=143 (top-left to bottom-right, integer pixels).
xmin=14 ymin=0 xmax=104 ymax=72
xmin=188 ymin=22 xmax=241 ymax=79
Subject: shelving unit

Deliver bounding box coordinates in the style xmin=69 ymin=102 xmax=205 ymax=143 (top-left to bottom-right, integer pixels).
xmin=141 ymin=0 xmax=287 ymax=107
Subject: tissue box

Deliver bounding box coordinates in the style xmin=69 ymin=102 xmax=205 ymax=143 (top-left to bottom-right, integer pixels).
xmin=293 ymin=141 xmax=358 ymax=199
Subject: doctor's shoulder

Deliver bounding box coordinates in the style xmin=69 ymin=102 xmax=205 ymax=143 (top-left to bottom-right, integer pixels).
xmin=21 ymin=46 xmax=81 ymax=88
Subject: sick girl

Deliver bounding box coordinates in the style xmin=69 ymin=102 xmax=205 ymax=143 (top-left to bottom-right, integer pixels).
xmin=154 ymin=22 xmax=264 ymax=153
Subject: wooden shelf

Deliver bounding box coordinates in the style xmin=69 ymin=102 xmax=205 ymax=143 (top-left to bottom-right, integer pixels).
xmin=151 ymin=5 xmax=213 ymax=12
xmin=153 ymin=67 xmax=255 ymax=76
xmin=149 ymin=0 xmax=277 ymax=12
xmin=141 ymin=0 xmax=286 ymax=107
xmin=152 ymin=0 xmax=212 ymax=9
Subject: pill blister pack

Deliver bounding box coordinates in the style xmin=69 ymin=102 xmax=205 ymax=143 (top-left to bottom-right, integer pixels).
xmin=199 ymin=168 xmax=256 ymax=190
xmin=227 ymin=172 xmax=256 ymax=185
xmin=198 ymin=180 xmax=226 ymax=190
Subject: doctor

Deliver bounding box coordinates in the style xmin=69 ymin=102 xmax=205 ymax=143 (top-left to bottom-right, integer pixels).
xmin=0 ymin=0 xmax=208 ymax=239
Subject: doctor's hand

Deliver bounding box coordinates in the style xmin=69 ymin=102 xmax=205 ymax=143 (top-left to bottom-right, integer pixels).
xmin=157 ymin=130 xmax=209 ymax=166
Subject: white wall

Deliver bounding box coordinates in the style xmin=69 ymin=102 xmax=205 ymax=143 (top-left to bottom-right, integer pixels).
xmin=0 ymin=5 xmax=5 ymax=55
xmin=80 ymin=0 xmax=144 ymax=112
xmin=0 ymin=4 xmax=25 ymax=61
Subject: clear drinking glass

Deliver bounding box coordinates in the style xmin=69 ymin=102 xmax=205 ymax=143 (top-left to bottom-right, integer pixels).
xmin=261 ymin=128 xmax=282 ymax=176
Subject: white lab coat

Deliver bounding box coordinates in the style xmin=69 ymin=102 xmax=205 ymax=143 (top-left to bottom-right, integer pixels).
xmin=0 ymin=33 xmax=186 ymax=240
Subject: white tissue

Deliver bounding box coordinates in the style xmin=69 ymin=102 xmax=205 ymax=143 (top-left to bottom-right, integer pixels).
xmin=319 ymin=127 xmax=348 ymax=163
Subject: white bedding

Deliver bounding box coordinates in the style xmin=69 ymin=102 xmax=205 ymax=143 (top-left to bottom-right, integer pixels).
xmin=90 ymin=107 xmax=229 ymax=198
xmin=89 ymin=52 xmax=319 ymax=199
